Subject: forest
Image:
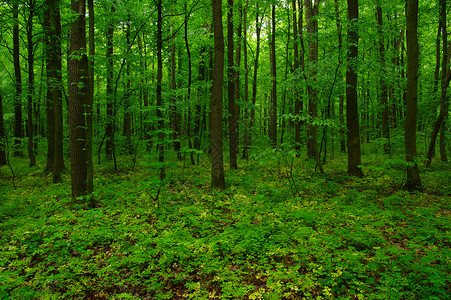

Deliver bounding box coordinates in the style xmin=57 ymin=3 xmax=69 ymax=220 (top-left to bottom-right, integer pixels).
xmin=0 ymin=0 xmax=450 ymax=298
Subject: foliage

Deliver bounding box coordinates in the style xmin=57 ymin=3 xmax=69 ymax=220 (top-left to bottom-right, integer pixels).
xmin=1 ymin=150 xmax=450 ymax=299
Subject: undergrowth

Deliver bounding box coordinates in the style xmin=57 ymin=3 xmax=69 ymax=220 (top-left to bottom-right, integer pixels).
xmin=0 ymin=151 xmax=450 ymax=299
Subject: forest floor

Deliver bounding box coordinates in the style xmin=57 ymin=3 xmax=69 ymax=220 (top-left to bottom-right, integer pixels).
xmin=0 ymin=147 xmax=450 ymax=299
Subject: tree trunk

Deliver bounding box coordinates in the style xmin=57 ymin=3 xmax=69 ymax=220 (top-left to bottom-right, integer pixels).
xmin=334 ymin=0 xmax=345 ymax=152
xmin=124 ymin=21 xmax=132 ymax=155
xmin=269 ymin=3 xmax=277 ymax=148
xmin=170 ymin=21 xmax=181 ymax=160
xmin=13 ymin=1 xmax=23 ymax=157
xmin=242 ymin=0 xmax=249 ymax=159
xmin=0 ymin=92 xmax=6 ymax=166
xmin=233 ymin=5 xmax=242 ymax=163
xmin=68 ymin=0 xmax=89 ymax=198
xmin=44 ymin=0 xmax=65 ymax=182
xmin=377 ymin=2 xmax=390 ymax=155
xmin=211 ymin=0 xmax=225 ymax=189
xmin=404 ymin=0 xmax=422 ymax=190
xmin=87 ymin=0 xmax=94 ymax=193
xmin=227 ymin=0 xmax=238 ymax=169
xmin=105 ymin=4 xmax=115 ymax=159
xmin=156 ymin=0 xmax=165 ymax=181
xmin=305 ymin=0 xmax=318 ymax=159
xmin=26 ymin=0 xmax=36 ymax=166
xmin=346 ymin=0 xmax=363 ymax=177
xmin=292 ymin=0 xmax=301 ymax=154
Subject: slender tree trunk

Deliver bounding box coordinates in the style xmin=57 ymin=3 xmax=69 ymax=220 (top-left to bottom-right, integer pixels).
xmin=269 ymin=3 xmax=277 ymax=148
xmin=377 ymin=2 xmax=390 ymax=155
xmin=13 ymin=1 xmax=23 ymax=157
xmin=68 ymin=0 xmax=89 ymax=198
xmin=346 ymin=0 xmax=363 ymax=177
xmin=334 ymin=0 xmax=345 ymax=152
xmin=87 ymin=0 xmax=94 ymax=193
xmin=404 ymin=0 xmax=422 ymax=190
xmin=170 ymin=21 xmax=181 ymax=160
xmin=26 ymin=0 xmax=36 ymax=166
xmin=105 ymin=4 xmax=115 ymax=159
xmin=0 ymin=92 xmax=6 ymax=166
xmin=184 ymin=4 xmax=195 ymax=165
xmin=233 ymin=4 xmax=242 ymax=163
xmin=124 ymin=21 xmax=132 ymax=155
xmin=227 ymin=0 xmax=238 ymax=168
xmin=156 ymin=0 xmax=165 ymax=180
xmin=305 ymin=0 xmax=319 ymax=159
xmin=242 ymin=0 xmax=249 ymax=159
xmin=292 ymin=0 xmax=301 ymax=154
xmin=211 ymin=0 xmax=225 ymax=189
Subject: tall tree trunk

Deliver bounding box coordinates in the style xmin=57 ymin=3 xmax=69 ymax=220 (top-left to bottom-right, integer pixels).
xmin=404 ymin=0 xmax=422 ymax=190
xmin=292 ymin=0 xmax=301 ymax=154
xmin=305 ymin=0 xmax=318 ymax=159
xmin=13 ymin=1 xmax=23 ymax=157
xmin=156 ymin=0 xmax=165 ymax=181
xmin=184 ymin=4 xmax=195 ymax=165
xmin=227 ymin=0 xmax=238 ymax=168
xmin=170 ymin=22 xmax=181 ymax=160
xmin=334 ymin=0 xmax=345 ymax=152
xmin=44 ymin=0 xmax=65 ymax=182
xmin=346 ymin=0 xmax=363 ymax=177
xmin=68 ymin=0 xmax=89 ymax=198
xmin=211 ymin=0 xmax=225 ymax=189
xmin=124 ymin=21 xmax=132 ymax=155
xmin=87 ymin=0 xmax=94 ymax=193
xmin=26 ymin=0 xmax=36 ymax=166
xmin=377 ymin=2 xmax=390 ymax=155
xmin=0 ymin=92 xmax=6 ymax=166
xmin=233 ymin=4 xmax=242 ymax=163
xmin=269 ymin=2 xmax=277 ymax=148
xmin=105 ymin=4 xmax=115 ymax=159
xmin=241 ymin=0 xmax=249 ymax=159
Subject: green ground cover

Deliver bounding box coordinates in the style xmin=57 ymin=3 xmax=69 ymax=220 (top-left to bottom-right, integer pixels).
xmin=0 ymin=152 xmax=450 ymax=299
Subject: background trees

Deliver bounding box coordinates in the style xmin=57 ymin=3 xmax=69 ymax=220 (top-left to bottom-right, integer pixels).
xmin=0 ymin=0 xmax=448 ymax=192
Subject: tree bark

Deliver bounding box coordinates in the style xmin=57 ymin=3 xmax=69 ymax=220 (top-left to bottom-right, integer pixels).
xmin=292 ymin=0 xmax=301 ymax=154
xmin=334 ymin=0 xmax=345 ymax=152
xmin=227 ymin=0 xmax=238 ymax=168
xmin=68 ymin=0 xmax=89 ymax=198
xmin=87 ymin=0 xmax=94 ymax=192
xmin=404 ymin=0 xmax=422 ymax=190
xmin=249 ymin=4 xmax=261 ymax=146
xmin=44 ymin=0 xmax=65 ymax=182
xmin=13 ymin=1 xmax=23 ymax=157
xmin=105 ymin=4 xmax=115 ymax=159
xmin=305 ymin=0 xmax=318 ymax=159
xmin=241 ymin=0 xmax=249 ymax=159
xmin=156 ymin=0 xmax=165 ymax=181
xmin=269 ymin=2 xmax=277 ymax=148
xmin=377 ymin=2 xmax=390 ymax=155
xmin=211 ymin=0 xmax=225 ymax=189
xmin=346 ymin=0 xmax=363 ymax=177
xmin=0 ymin=92 xmax=6 ymax=166
xmin=26 ymin=0 xmax=36 ymax=166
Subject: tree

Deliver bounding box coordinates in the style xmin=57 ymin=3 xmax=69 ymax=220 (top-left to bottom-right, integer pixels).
xmin=292 ymin=0 xmax=301 ymax=154
xmin=404 ymin=0 xmax=421 ymax=190
xmin=227 ymin=0 xmax=238 ymax=168
xmin=269 ymin=1 xmax=277 ymax=148
xmin=156 ymin=0 xmax=165 ymax=181
xmin=87 ymin=0 xmax=94 ymax=192
xmin=376 ymin=1 xmax=390 ymax=155
xmin=105 ymin=3 xmax=115 ymax=160
xmin=44 ymin=0 xmax=65 ymax=183
xmin=68 ymin=0 xmax=90 ymax=198
xmin=13 ymin=0 xmax=23 ymax=157
xmin=346 ymin=0 xmax=363 ymax=177
xmin=26 ymin=0 xmax=36 ymax=166
xmin=211 ymin=0 xmax=225 ymax=189
xmin=0 ymin=91 xmax=6 ymax=166
xmin=305 ymin=0 xmax=319 ymax=159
